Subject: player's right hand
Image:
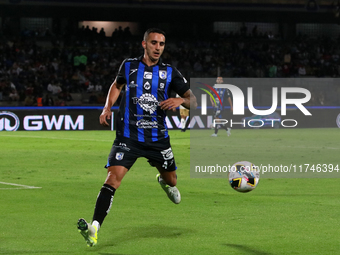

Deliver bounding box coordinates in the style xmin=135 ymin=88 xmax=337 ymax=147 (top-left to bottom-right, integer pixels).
xmin=99 ymin=109 xmax=112 ymax=126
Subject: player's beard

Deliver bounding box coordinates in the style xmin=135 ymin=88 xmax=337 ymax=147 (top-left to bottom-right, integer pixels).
xmin=146 ymin=47 xmax=162 ymax=63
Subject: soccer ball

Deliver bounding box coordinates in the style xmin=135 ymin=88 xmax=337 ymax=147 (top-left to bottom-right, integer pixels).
xmin=228 ymin=161 xmax=260 ymax=193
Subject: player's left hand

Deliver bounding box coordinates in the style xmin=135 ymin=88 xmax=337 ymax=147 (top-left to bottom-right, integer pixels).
xmin=99 ymin=108 xmax=112 ymax=126
xmin=159 ymin=97 xmax=184 ymax=111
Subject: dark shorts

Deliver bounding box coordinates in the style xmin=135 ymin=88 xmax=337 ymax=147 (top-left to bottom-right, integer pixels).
xmin=214 ymin=107 xmax=231 ymax=119
xmin=105 ymin=137 xmax=177 ymax=171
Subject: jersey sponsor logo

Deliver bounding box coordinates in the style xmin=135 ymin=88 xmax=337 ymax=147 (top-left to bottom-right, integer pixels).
xmin=161 ymin=148 xmax=174 ymax=169
xmin=143 ymin=72 xmax=152 ymax=79
xmin=134 ymin=114 xmax=155 ymax=117
xmin=158 ymin=83 xmax=165 ymax=91
xmin=162 ymin=159 xmax=174 ymax=170
xmin=115 ymin=152 xmax=124 ymax=160
xmin=159 ymin=70 xmax=167 ymax=79
xmin=0 ymin=111 xmax=20 ymax=131
xmin=128 ymin=81 xmax=138 ymax=88
xmin=132 ymin=93 xmax=159 ymax=114
xmin=161 ymin=147 xmax=174 ymax=160
xmin=129 ymin=69 xmax=138 ymax=76
xmin=117 ymin=142 xmax=130 ymax=151
xmin=144 ymin=81 xmax=151 ymax=90
xmin=136 ymin=119 xmax=158 ymax=129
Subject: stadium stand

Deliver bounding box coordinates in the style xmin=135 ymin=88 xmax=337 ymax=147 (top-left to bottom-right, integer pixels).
xmin=1 ymin=0 xmax=340 ymax=106
xmin=1 ymin=28 xmax=340 ymax=106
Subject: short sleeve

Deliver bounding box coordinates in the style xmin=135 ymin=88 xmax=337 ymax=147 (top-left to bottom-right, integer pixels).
xmin=116 ymin=59 xmax=127 ymax=85
xmin=225 ymin=89 xmax=231 ymax=98
xmin=171 ymin=67 xmax=190 ymax=96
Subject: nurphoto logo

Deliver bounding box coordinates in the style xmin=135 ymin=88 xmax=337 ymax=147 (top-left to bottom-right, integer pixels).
xmin=200 ymin=84 xmax=312 ymax=128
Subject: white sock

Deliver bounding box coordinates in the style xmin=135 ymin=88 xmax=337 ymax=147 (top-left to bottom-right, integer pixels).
xmin=183 ymin=118 xmax=187 ymax=128
xmin=180 ymin=118 xmax=185 ymax=129
xmin=92 ymin=220 xmax=100 ymax=231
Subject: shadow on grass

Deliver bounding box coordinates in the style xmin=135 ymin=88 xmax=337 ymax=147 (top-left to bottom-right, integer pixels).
xmin=99 ymin=253 xmax=137 ymax=255
xmin=224 ymin=244 xmax=273 ymax=255
xmin=97 ymin=223 xmax=194 ymax=254
xmin=0 ymin=252 xmax=71 ymax=254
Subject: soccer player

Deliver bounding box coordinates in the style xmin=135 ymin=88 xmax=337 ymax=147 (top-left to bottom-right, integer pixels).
xmin=211 ymin=76 xmax=233 ymax=137
xmin=77 ymin=28 xmax=197 ymax=247
xmin=176 ymin=94 xmax=190 ymax=132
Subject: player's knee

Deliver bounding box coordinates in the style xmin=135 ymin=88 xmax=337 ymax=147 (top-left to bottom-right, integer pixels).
xmin=105 ymin=166 xmax=128 ymax=189
xmin=105 ymin=178 xmax=121 ymax=189
xmin=105 ymin=171 xmax=122 ymax=189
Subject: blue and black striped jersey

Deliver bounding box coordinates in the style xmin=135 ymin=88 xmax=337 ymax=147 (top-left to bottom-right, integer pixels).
xmin=213 ymin=87 xmax=231 ymax=111
xmin=115 ymin=56 xmax=189 ymax=143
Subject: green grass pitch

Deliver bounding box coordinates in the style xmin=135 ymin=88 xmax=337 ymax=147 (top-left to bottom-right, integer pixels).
xmin=0 ymin=128 xmax=339 ymax=255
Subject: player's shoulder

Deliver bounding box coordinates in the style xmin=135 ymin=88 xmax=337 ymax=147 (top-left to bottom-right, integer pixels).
xmin=123 ymin=57 xmax=140 ymax=64
xmin=158 ymin=59 xmax=173 ymax=68
xmin=159 ymin=60 xmax=184 ymax=76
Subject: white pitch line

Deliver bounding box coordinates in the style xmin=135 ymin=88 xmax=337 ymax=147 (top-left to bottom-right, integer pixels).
xmin=191 ymin=143 xmax=340 ymax=150
xmin=0 ymin=181 xmax=42 ymax=190
xmin=0 ymin=134 xmax=109 ymax=142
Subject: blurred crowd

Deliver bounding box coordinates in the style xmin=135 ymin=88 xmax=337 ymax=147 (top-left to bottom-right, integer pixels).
xmin=1 ymin=25 xmax=340 ymax=106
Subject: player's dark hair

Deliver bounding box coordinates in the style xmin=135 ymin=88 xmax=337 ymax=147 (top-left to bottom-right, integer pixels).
xmin=143 ymin=28 xmax=166 ymax=41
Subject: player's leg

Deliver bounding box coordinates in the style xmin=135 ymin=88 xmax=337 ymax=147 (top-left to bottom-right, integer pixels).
xmin=184 ymin=114 xmax=190 ymax=130
xmin=147 ymin=142 xmax=181 ymax=204
xmin=180 ymin=109 xmax=189 ymax=132
xmin=221 ymin=109 xmax=231 ymax=136
xmin=180 ymin=115 xmax=186 ymax=131
xmin=92 ymin=165 xmax=128 ymax=230
xmin=211 ymin=117 xmax=219 ymax=137
xmin=211 ymin=108 xmax=221 ymax=136
xmin=77 ymin=166 xmax=128 ymax=247
xmin=226 ymin=127 xmax=231 ymax=136
xmin=156 ymin=167 xmax=181 ymax=204
xmin=157 ymin=167 xmax=177 ymax=187
xmin=78 ymin=140 xmax=136 ymax=247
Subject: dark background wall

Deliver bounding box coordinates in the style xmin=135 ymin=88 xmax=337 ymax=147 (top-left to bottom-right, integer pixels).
xmin=0 ymin=0 xmax=339 ymax=38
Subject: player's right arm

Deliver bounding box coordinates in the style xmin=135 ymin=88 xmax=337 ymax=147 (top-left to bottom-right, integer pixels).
xmin=210 ymin=96 xmax=216 ymax=107
xmin=100 ymin=59 xmax=127 ymax=126
xmin=99 ymin=79 xmax=125 ymax=126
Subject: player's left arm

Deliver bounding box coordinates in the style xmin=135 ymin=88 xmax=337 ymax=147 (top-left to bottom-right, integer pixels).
xmin=100 ymin=79 xmax=125 ymax=126
xmin=180 ymin=89 xmax=197 ymax=109
xmin=210 ymin=95 xmax=216 ymax=107
xmin=228 ymin=97 xmax=233 ymax=112
xmin=160 ymin=89 xmax=197 ymax=111
xmin=159 ymin=67 xmax=197 ymax=111
xmin=226 ymin=89 xmax=233 ymax=112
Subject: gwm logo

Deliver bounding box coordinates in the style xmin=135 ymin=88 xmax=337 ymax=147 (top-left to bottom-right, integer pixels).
xmin=200 ymin=84 xmax=312 ymax=128
xmin=0 ymin=111 xmax=84 ymax=131
xmin=0 ymin=111 xmax=20 ymax=131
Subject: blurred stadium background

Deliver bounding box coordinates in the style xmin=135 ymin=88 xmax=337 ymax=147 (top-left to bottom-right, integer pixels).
xmin=1 ymin=2 xmax=340 ymax=254
xmin=0 ymin=0 xmax=340 ymax=108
